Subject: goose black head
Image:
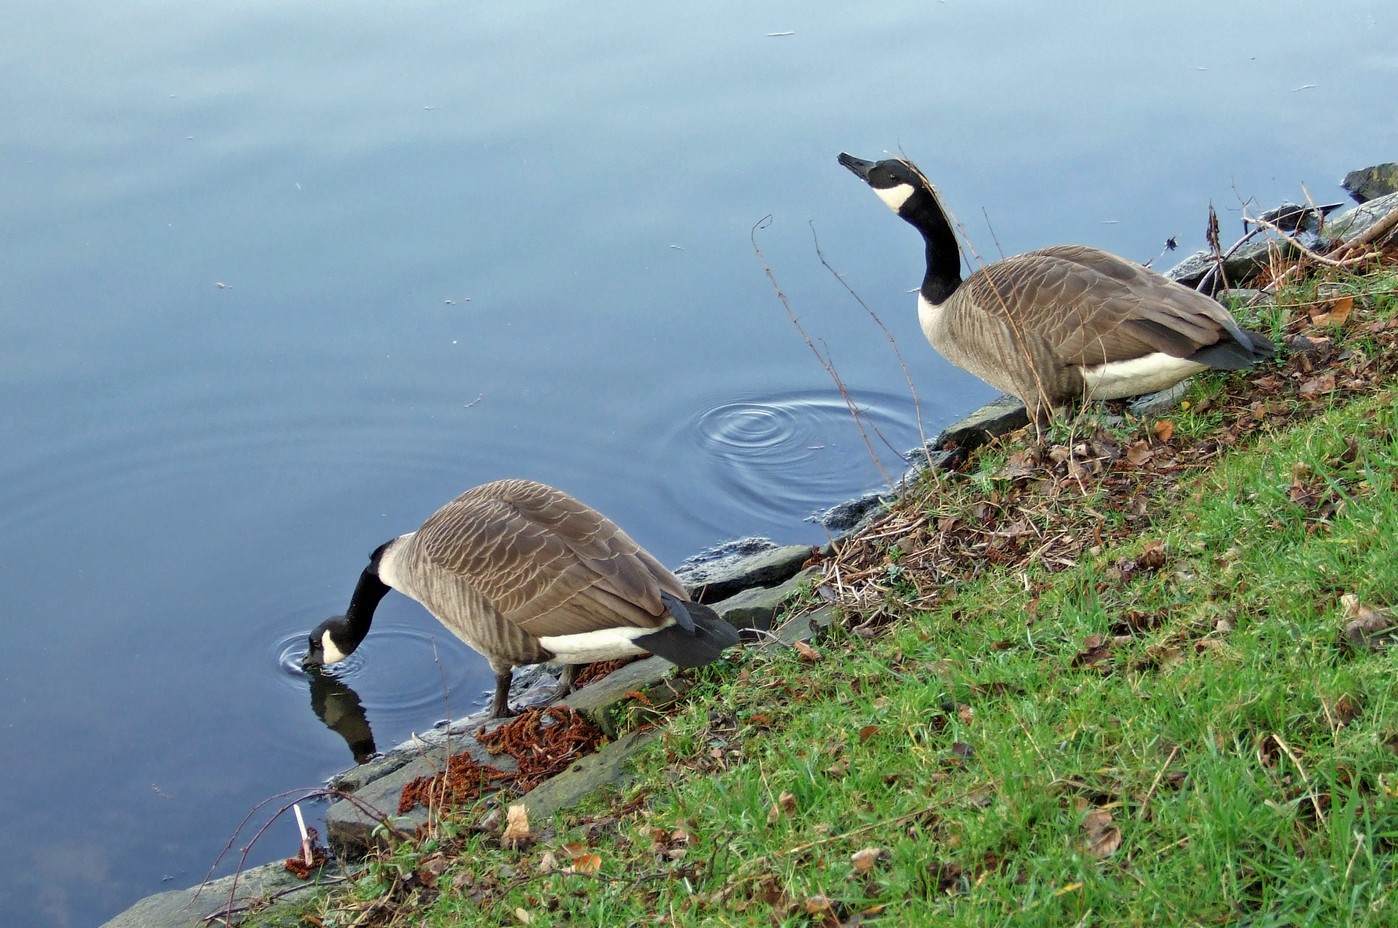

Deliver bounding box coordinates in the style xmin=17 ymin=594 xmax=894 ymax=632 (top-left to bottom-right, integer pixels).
xmin=303 ymin=614 xmax=357 ymax=669
xmin=838 ymin=152 xmax=928 ymax=214
xmin=301 ymin=541 xmax=395 ymax=670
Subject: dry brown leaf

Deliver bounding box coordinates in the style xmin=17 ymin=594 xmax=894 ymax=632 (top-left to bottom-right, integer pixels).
xmin=1340 ymin=593 xmax=1397 ymax=651
xmin=566 ymin=853 xmax=603 ymax=874
xmin=1072 ymin=634 xmax=1113 ymax=669
xmin=804 ymin=894 xmax=836 ymax=915
xmin=560 ymin=840 xmax=588 ymax=858
xmin=851 ymin=847 xmax=885 ymax=872
xmin=514 ymin=908 xmax=533 ymax=925
xmin=1311 ymin=295 xmax=1354 ymax=326
xmin=501 ymin=803 xmax=533 ymax=850
xmin=1125 ymin=441 xmax=1154 ymax=467
xmin=793 ymin=640 xmax=820 ymax=662
xmin=1082 ymin=807 xmax=1122 ymax=859
xmin=1299 ymin=373 xmax=1337 ymax=397
xmin=768 ymin=790 xmax=797 ymax=825
xmin=1153 ymin=420 xmax=1175 ymax=442
xmin=858 ymin=724 xmax=880 ymax=744
xmin=537 ymin=851 xmax=558 ymax=874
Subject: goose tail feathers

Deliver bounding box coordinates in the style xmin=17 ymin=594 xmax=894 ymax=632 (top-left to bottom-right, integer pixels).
xmin=635 ymin=592 xmax=741 ymax=668
xmin=1191 ymin=326 xmax=1276 ymax=370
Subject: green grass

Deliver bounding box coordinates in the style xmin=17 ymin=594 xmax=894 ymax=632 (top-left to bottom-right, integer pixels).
xmin=257 ymin=264 xmax=1398 ymax=928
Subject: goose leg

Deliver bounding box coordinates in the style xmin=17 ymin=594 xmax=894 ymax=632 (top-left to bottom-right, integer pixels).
xmin=553 ymin=663 xmax=581 ymax=701
xmin=490 ymin=669 xmax=517 ymax=719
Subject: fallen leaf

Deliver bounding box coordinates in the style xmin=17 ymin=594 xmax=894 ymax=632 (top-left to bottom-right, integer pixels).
xmin=768 ymin=790 xmax=797 ymax=825
xmin=514 ymin=908 xmax=533 ymax=924
xmin=851 ymin=847 xmax=885 ymax=872
xmin=804 ymin=894 xmax=836 ymax=915
xmin=1340 ymin=594 xmax=1398 ymax=651
xmin=565 ymin=853 xmax=603 ymax=875
xmin=858 ymin=724 xmax=880 ymax=744
xmin=1153 ymin=420 xmax=1175 ymax=442
xmin=1311 ymin=295 xmax=1354 ymax=326
xmin=501 ymin=804 xmax=533 ymax=849
xmin=1299 ymin=373 xmax=1337 ymax=397
xmin=1137 ymin=540 xmax=1166 ymax=571
xmin=1082 ymin=807 xmax=1122 ymax=859
xmin=1072 ymin=634 xmax=1113 ymax=669
xmin=1125 ymin=441 xmax=1154 ymax=467
xmin=537 ymin=851 xmax=558 ymax=874
xmin=793 ymin=640 xmax=820 ymax=662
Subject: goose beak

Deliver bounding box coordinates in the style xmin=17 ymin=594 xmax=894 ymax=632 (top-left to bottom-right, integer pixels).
xmin=302 ymin=637 xmax=325 ymax=670
xmin=837 ymin=152 xmax=878 ymax=181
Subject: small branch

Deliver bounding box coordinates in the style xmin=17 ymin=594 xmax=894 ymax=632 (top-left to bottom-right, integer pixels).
xmin=1136 ymin=744 xmax=1182 ymax=821
xmin=293 ymin=803 xmax=313 ymax=866
xmin=808 ymin=221 xmax=931 ymax=466
xmin=1329 ymin=203 xmax=1398 ymax=259
xmin=751 ymin=215 xmax=892 ymax=487
xmin=1271 ymin=734 xmax=1326 ymax=828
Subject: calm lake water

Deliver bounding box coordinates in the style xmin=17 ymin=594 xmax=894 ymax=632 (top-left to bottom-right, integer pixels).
xmin=2 ymin=1 xmax=1393 ymax=923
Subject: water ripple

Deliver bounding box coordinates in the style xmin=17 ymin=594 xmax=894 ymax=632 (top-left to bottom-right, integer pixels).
xmin=657 ymin=387 xmax=924 ymax=538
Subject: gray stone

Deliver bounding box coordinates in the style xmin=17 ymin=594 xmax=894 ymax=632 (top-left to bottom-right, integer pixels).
xmin=713 ymin=566 xmax=818 ymax=634
xmin=522 ymin=729 xmax=659 ymax=818
xmin=563 ymin=655 xmax=675 ymax=734
xmin=1166 ymin=239 xmax=1278 ymax=290
xmin=770 ymin=604 xmax=839 ymax=648
xmin=99 ymin=860 xmax=330 ymax=928
xmin=677 ymin=542 xmax=815 ymax=603
xmin=1342 ymin=163 xmax=1398 ymax=203
xmin=1323 ymin=191 xmax=1398 ymax=245
xmin=932 ymin=394 xmax=1030 ymax=451
xmin=811 ymin=491 xmax=889 ymax=532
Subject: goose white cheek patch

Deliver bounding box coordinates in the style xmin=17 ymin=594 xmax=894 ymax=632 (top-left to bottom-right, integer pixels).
xmin=321 ymin=630 xmax=348 ymax=664
xmin=874 ymin=182 xmax=916 ymax=213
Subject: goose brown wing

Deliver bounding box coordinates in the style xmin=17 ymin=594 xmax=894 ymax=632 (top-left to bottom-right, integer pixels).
xmin=411 ymin=479 xmax=677 ymax=637
xmin=965 ymin=245 xmax=1245 ymax=366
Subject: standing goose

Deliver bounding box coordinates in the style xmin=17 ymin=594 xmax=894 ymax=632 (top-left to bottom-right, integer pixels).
xmin=303 ymin=478 xmax=739 ymax=719
xmin=837 ymin=153 xmax=1274 ymax=420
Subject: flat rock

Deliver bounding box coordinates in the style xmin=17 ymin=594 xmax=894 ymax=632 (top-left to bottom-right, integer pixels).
xmin=714 ymin=566 xmax=819 ymax=634
xmin=678 ymin=542 xmax=815 ymax=603
xmin=932 ymin=394 xmax=1030 ymax=450
xmin=522 ymin=729 xmax=659 ymax=819
xmin=99 ymin=860 xmax=330 ymax=928
xmin=1166 ymin=240 xmax=1278 ymax=290
xmin=1323 ymin=191 xmax=1398 ymax=245
xmin=1342 ymin=163 xmax=1398 ymax=203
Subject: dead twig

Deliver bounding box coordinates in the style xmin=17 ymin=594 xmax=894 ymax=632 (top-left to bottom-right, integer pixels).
xmin=809 ymin=221 xmax=932 ymax=467
xmin=752 ymin=215 xmax=893 ymax=487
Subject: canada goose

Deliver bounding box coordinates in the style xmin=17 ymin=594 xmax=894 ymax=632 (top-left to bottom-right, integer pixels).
xmin=303 ymin=479 xmax=740 ymax=718
xmin=837 ymin=153 xmax=1274 ymax=420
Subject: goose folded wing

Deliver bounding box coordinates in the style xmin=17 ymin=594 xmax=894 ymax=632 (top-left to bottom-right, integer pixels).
xmin=414 ymin=486 xmax=674 ymax=637
xmin=970 ymin=248 xmax=1240 ymax=367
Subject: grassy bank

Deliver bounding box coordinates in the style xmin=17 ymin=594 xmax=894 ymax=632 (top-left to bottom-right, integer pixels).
xmin=258 ymin=258 xmax=1398 ymax=928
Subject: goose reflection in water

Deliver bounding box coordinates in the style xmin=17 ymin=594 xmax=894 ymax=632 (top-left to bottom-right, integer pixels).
xmin=306 ymin=668 xmax=377 ymax=764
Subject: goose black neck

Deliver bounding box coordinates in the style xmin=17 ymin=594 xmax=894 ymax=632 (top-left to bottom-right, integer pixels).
xmin=902 ymin=188 xmax=963 ymax=304
xmin=341 ymin=565 xmax=390 ymax=649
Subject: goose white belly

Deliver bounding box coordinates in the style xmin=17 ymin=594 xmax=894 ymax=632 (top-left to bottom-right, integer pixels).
xmin=1079 ymin=352 xmax=1207 ymax=400
xmin=537 ymin=625 xmax=662 ymax=664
